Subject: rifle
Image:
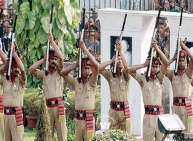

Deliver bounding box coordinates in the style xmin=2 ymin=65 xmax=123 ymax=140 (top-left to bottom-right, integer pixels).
xmin=6 ymin=15 xmax=17 ymax=80
xmin=113 ymin=13 xmax=127 ymax=75
xmin=174 ymin=7 xmax=183 ymax=75
xmin=78 ymin=8 xmax=86 ymax=80
xmin=146 ymin=7 xmax=161 ymax=82
xmin=45 ymin=3 xmax=54 ymax=76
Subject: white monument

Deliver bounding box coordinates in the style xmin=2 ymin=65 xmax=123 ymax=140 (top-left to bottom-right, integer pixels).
xmin=98 ymin=8 xmax=193 ymax=136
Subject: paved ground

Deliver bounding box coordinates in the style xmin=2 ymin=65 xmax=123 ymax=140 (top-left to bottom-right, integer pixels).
xmin=136 ymin=136 xmax=172 ymax=141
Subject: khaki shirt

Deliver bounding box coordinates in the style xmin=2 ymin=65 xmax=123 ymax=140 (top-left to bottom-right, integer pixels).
xmin=101 ymin=70 xmax=130 ymax=101
xmin=135 ymin=71 xmax=164 ymax=105
xmin=36 ymin=68 xmax=64 ymax=99
xmin=0 ymin=85 xmax=2 ymax=96
xmin=166 ymin=67 xmax=193 ymax=97
xmin=67 ymin=74 xmax=97 ymax=110
xmin=0 ymin=76 xmax=26 ymax=107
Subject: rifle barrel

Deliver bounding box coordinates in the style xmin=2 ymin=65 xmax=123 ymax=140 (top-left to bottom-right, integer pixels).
xmin=174 ymin=7 xmax=183 ymax=74
xmin=45 ymin=4 xmax=54 ymax=76
xmin=78 ymin=8 xmax=86 ymax=79
xmin=113 ymin=13 xmax=127 ymax=74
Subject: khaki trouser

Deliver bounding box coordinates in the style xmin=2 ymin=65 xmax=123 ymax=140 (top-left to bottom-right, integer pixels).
xmin=75 ymin=119 xmax=95 ymax=141
xmin=48 ymin=107 xmax=67 ymax=141
xmin=143 ymin=115 xmax=163 ymax=141
xmin=172 ymin=105 xmax=193 ymax=133
xmin=0 ymin=114 xmax=4 ymax=141
xmin=4 ymin=115 xmax=24 ymax=141
xmin=108 ymin=108 xmax=130 ymax=133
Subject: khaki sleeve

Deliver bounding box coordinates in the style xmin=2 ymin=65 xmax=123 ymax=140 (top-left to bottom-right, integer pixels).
xmin=156 ymin=70 xmax=165 ymax=83
xmin=57 ymin=65 xmax=63 ymax=74
xmin=0 ymin=76 xmax=3 ymax=85
xmin=100 ymin=69 xmax=110 ymax=82
xmin=135 ymin=72 xmax=142 ymax=83
xmin=89 ymin=74 xmax=98 ymax=87
xmin=123 ymin=71 xmax=130 ymax=82
xmin=186 ymin=67 xmax=193 ymax=79
xmin=166 ymin=69 xmax=173 ymax=81
xmin=36 ymin=69 xmax=44 ymax=81
xmin=66 ymin=74 xmax=75 ymax=89
xmin=19 ymin=76 xmax=27 ymax=87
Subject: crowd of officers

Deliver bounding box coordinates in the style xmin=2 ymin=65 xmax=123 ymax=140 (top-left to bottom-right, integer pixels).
xmin=0 ymin=13 xmax=192 ymax=141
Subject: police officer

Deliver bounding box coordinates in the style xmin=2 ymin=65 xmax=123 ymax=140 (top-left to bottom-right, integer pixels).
xmin=29 ymin=32 xmax=67 ymax=141
xmin=0 ymin=84 xmax=4 ymax=141
xmin=99 ymin=40 xmax=131 ymax=133
xmin=166 ymin=39 xmax=193 ymax=133
xmin=129 ymin=40 xmax=169 ymax=141
xmin=60 ymin=41 xmax=99 ymax=141
xmin=0 ymin=45 xmax=26 ymax=141
xmin=0 ymin=49 xmax=7 ymax=141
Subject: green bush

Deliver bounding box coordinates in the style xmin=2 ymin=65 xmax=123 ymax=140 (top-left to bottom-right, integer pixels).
xmin=92 ymin=130 xmax=138 ymax=141
xmin=24 ymin=88 xmax=42 ymax=116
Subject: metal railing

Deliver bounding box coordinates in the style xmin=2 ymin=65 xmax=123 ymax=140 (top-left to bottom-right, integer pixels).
xmin=78 ymin=0 xmax=153 ymax=11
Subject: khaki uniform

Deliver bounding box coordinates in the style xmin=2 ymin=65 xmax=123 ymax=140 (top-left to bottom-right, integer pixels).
xmin=166 ymin=67 xmax=193 ymax=133
xmin=67 ymin=74 xmax=97 ymax=141
xmin=0 ymin=85 xmax=4 ymax=141
xmin=37 ymin=68 xmax=67 ymax=141
xmin=101 ymin=70 xmax=130 ymax=133
xmin=135 ymin=71 xmax=164 ymax=141
xmin=0 ymin=76 xmax=26 ymax=141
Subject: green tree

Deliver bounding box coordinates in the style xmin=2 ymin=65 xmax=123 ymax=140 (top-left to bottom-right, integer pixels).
xmin=14 ymin=0 xmax=80 ymax=87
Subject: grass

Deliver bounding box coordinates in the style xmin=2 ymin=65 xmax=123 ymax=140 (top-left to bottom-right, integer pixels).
xmin=24 ymin=127 xmax=58 ymax=141
xmin=24 ymin=128 xmax=36 ymax=141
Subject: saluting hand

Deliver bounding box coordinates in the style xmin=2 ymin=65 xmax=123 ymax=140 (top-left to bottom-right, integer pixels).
xmin=79 ymin=41 xmax=87 ymax=52
xmin=143 ymin=58 xmax=150 ymax=68
xmin=48 ymin=32 xmax=54 ymax=42
xmin=4 ymin=59 xmax=9 ymax=69
xmin=116 ymin=40 xmax=122 ymax=52
xmin=172 ymin=52 xmax=177 ymax=61
xmin=75 ymin=59 xmax=79 ymax=67
xmin=151 ymin=39 xmax=158 ymax=49
xmin=111 ymin=55 xmax=116 ymax=63
xmin=42 ymin=54 xmax=47 ymax=63
xmin=179 ymin=38 xmax=185 ymax=48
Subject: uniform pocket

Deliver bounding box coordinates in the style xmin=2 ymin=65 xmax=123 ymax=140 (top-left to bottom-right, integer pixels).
xmin=56 ymin=76 xmax=63 ymax=89
xmin=145 ymin=86 xmax=152 ymax=97
xmin=120 ymin=82 xmax=126 ymax=91
xmin=182 ymin=75 xmax=188 ymax=90
xmin=85 ymin=83 xmax=91 ymax=99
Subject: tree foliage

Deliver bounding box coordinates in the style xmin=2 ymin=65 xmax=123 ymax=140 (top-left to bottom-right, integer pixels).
xmin=14 ymin=0 xmax=80 ymax=87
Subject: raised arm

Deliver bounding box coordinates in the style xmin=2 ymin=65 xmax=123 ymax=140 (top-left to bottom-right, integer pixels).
xmin=152 ymin=40 xmax=169 ymax=74
xmin=13 ymin=49 xmax=26 ymax=81
xmin=60 ymin=60 xmax=78 ymax=80
xmin=129 ymin=59 xmax=150 ymax=78
xmin=180 ymin=39 xmax=193 ymax=70
xmin=180 ymin=39 xmax=193 ymax=60
xmin=0 ymin=50 xmax=7 ymax=62
xmin=79 ymin=41 xmax=98 ymax=76
xmin=29 ymin=54 xmax=46 ymax=77
xmin=99 ymin=56 xmax=115 ymax=71
xmin=0 ymin=59 xmax=9 ymax=72
xmin=116 ymin=40 xmax=130 ymax=73
xmin=169 ymin=53 xmax=177 ymax=65
xmin=48 ymin=32 xmax=64 ymax=68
